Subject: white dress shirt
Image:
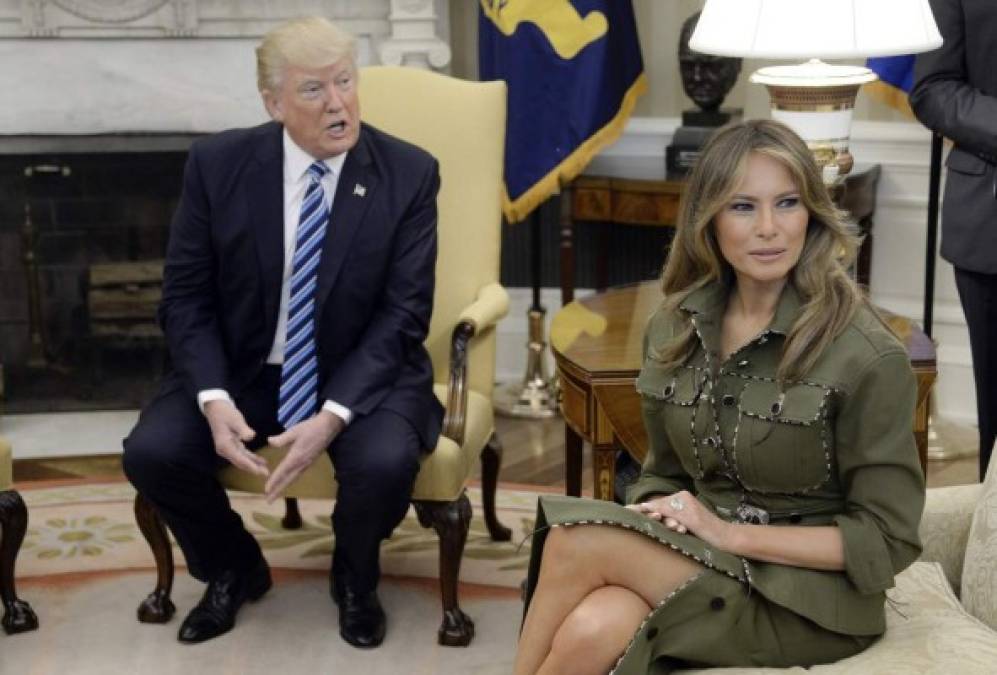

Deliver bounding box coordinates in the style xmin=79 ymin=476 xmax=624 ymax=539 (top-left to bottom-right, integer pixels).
xmin=197 ymin=129 xmax=353 ymax=425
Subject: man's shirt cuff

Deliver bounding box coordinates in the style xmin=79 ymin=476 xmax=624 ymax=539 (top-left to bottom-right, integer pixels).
xmin=197 ymin=389 xmax=233 ymax=414
xmin=322 ymin=400 xmax=353 ymax=425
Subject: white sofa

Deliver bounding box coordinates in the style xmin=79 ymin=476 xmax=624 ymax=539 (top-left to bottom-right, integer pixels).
xmin=687 ymin=452 xmax=997 ymax=674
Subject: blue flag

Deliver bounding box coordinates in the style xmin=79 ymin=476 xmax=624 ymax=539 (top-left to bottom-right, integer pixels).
xmin=866 ymin=55 xmax=917 ymax=116
xmin=479 ymin=0 xmax=646 ymax=223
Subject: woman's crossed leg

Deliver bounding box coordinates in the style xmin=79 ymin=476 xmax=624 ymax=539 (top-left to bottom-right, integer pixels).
xmin=513 ymin=524 xmax=704 ymax=675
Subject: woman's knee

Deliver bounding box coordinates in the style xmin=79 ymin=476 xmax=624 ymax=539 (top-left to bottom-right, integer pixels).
xmin=549 ymin=602 xmax=610 ymax=654
xmin=548 ymin=588 xmax=646 ymax=670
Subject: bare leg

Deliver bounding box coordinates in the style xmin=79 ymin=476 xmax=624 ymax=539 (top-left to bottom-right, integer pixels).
xmin=538 ymin=586 xmax=650 ymax=675
xmin=512 ymin=525 xmax=702 ymax=675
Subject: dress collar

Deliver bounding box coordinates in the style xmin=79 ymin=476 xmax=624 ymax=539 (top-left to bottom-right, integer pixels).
xmin=679 ymin=279 xmax=803 ymax=337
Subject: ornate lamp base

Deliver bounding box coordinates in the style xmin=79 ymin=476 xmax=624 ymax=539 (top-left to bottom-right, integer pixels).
xmin=752 ymin=59 xmax=877 ymax=186
xmin=495 ymin=308 xmax=558 ymax=419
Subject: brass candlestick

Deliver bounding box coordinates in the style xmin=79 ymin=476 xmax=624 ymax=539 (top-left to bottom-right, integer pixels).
xmin=494 ymin=307 xmax=558 ymax=419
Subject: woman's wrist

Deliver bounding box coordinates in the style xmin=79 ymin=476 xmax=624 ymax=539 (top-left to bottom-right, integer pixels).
xmin=716 ymin=520 xmax=744 ymax=555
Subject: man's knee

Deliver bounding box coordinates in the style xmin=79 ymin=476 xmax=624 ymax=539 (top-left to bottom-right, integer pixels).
xmin=122 ymin=416 xmax=210 ymax=490
xmin=335 ymin=414 xmax=421 ymax=492
xmin=122 ymin=425 xmax=157 ymax=486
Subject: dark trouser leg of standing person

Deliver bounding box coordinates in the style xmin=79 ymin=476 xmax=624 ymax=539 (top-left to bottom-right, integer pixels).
xmin=954 ymin=268 xmax=997 ymax=481
xmin=328 ymin=408 xmax=422 ymax=647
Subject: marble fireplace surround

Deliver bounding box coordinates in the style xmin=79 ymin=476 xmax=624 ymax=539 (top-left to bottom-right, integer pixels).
xmin=0 ymin=0 xmax=451 ymax=144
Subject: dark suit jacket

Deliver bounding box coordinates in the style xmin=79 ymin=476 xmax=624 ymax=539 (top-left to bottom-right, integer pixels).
xmin=158 ymin=121 xmax=444 ymax=449
xmin=910 ymin=0 xmax=997 ymax=274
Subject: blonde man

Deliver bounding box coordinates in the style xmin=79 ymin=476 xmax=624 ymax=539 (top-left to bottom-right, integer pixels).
xmin=123 ymin=17 xmax=442 ymax=648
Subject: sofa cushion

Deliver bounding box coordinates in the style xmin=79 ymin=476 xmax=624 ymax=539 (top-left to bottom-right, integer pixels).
xmin=919 ymin=482 xmax=981 ymax=590
xmin=962 ymin=450 xmax=997 ymax=631
xmin=682 ymin=562 xmax=997 ymax=674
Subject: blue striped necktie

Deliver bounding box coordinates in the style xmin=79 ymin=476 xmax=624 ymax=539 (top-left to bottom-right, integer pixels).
xmin=278 ymin=160 xmax=330 ymax=428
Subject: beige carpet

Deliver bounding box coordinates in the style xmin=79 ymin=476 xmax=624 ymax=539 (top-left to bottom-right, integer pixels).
xmin=16 ymin=482 xmax=539 ymax=586
xmin=4 ymin=481 xmax=544 ymax=674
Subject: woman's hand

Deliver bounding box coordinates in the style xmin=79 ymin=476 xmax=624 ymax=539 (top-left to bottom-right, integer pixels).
xmin=627 ymin=491 xmax=734 ymax=551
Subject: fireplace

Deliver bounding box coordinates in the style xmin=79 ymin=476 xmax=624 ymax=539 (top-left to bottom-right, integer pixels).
xmin=0 ymin=141 xmax=190 ymax=412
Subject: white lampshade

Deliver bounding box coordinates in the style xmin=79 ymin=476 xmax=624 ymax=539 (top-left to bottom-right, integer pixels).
xmin=690 ymin=0 xmax=942 ymax=59
xmin=688 ymin=0 xmax=942 ymax=185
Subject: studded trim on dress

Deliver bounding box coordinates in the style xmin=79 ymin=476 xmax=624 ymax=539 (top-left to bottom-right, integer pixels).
xmin=608 ymin=571 xmax=708 ymax=675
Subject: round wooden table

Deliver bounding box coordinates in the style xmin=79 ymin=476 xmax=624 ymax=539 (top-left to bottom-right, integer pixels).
xmin=551 ymin=281 xmax=936 ymax=500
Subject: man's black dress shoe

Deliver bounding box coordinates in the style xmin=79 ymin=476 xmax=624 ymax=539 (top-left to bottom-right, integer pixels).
xmin=334 ymin=587 xmax=386 ymax=648
xmin=178 ymin=558 xmax=272 ymax=644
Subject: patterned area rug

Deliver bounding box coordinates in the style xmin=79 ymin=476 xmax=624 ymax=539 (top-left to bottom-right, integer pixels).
xmin=18 ymin=481 xmax=542 ymax=588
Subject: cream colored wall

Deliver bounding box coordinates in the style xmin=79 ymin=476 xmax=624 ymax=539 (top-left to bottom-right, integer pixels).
xmin=451 ymin=0 xmax=907 ymax=122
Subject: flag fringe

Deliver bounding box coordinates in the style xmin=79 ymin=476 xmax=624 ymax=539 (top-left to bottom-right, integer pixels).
xmin=863 ymin=80 xmax=915 ymax=119
xmin=502 ymin=72 xmax=648 ymax=224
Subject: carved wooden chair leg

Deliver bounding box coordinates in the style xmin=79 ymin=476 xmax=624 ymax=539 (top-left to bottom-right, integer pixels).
xmin=134 ymin=493 xmax=176 ymax=623
xmin=0 ymin=490 xmax=38 ymax=634
xmin=413 ymin=493 xmax=475 ymax=646
xmin=480 ymin=432 xmax=511 ymax=541
xmin=282 ymin=497 xmax=302 ymax=530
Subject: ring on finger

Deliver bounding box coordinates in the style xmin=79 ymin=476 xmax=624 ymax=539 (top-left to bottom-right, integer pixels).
xmin=669 ymin=496 xmax=685 ymax=512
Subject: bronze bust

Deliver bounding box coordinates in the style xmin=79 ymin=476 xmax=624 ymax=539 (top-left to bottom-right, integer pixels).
xmin=666 ymin=12 xmax=744 ymax=178
xmin=679 ymin=11 xmax=741 ymax=113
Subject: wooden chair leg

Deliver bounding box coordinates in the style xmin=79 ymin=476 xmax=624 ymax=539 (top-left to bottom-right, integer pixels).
xmin=413 ymin=493 xmax=475 ymax=646
xmin=282 ymin=497 xmax=302 ymax=530
xmin=134 ymin=493 xmax=176 ymax=623
xmin=481 ymin=432 xmax=511 ymax=541
xmin=0 ymin=490 xmax=38 ymax=634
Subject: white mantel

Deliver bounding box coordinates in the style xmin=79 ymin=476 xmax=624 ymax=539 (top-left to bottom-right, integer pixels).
xmin=0 ymin=0 xmax=450 ymax=137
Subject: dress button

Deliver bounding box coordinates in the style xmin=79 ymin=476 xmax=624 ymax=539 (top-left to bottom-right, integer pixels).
xmin=722 ymin=394 xmax=736 ymax=407
xmin=789 ymin=514 xmax=802 ymax=524
xmin=646 ymin=627 xmax=659 ymax=640
xmin=710 ymin=597 xmax=725 ymax=611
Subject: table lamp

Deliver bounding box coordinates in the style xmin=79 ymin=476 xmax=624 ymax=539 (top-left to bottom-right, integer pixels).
xmin=690 ymin=0 xmax=942 ymax=184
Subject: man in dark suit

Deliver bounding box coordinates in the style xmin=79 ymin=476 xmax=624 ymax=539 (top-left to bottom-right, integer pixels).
xmin=910 ymin=0 xmax=997 ymax=480
xmin=122 ymin=16 xmax=443 ymax=647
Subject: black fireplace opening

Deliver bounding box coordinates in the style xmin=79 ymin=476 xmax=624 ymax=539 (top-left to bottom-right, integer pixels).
xmin=0 ymin=147 xmax=189 ymax=413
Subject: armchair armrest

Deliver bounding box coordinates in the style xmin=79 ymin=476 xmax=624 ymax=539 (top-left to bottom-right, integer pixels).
xmin=457 ymin=282 xmax=509 ymax=333
xmin=919 ymin=483 xmax=982 ymax=593
xmin=442 ymin=283 xmax=510 ymax=445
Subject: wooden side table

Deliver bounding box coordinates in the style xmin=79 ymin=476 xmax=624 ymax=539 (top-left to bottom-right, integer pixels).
xmin=551 ymin=282 xmax=935 ymax=501
xmin=558 ymin=166 xmax=882 ymax=304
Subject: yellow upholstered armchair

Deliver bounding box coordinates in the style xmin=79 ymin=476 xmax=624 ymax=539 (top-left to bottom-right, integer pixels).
xmin=132 ymin=67 xmax=511 ymax=646
xmin=0 ymin=436 xmax=38 ymax=634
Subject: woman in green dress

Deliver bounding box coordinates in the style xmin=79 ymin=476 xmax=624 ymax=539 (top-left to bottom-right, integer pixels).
xmin=512 ymin=119 xmax=925 ymax=675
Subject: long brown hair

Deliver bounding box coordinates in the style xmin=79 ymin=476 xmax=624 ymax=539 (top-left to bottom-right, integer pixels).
xmin=654 ymin=119 xmax=865 ymax=382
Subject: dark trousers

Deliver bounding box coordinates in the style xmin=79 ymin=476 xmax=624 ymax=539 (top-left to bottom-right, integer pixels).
xmin=122 ymin=366 xmax=422 ymax=594
xmin=954 ymin=268 xmax=997 ymax=481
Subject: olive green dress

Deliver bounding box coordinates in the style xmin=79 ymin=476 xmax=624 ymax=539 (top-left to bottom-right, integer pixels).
xmin=524 ymin=282 xmax=926 ymax=674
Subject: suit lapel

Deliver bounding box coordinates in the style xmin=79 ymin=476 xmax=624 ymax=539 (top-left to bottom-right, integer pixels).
xmin=248 ymin=123 xmax=285 ymax=339
xmin=315 ymin=130 xmax=378 ymax=312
